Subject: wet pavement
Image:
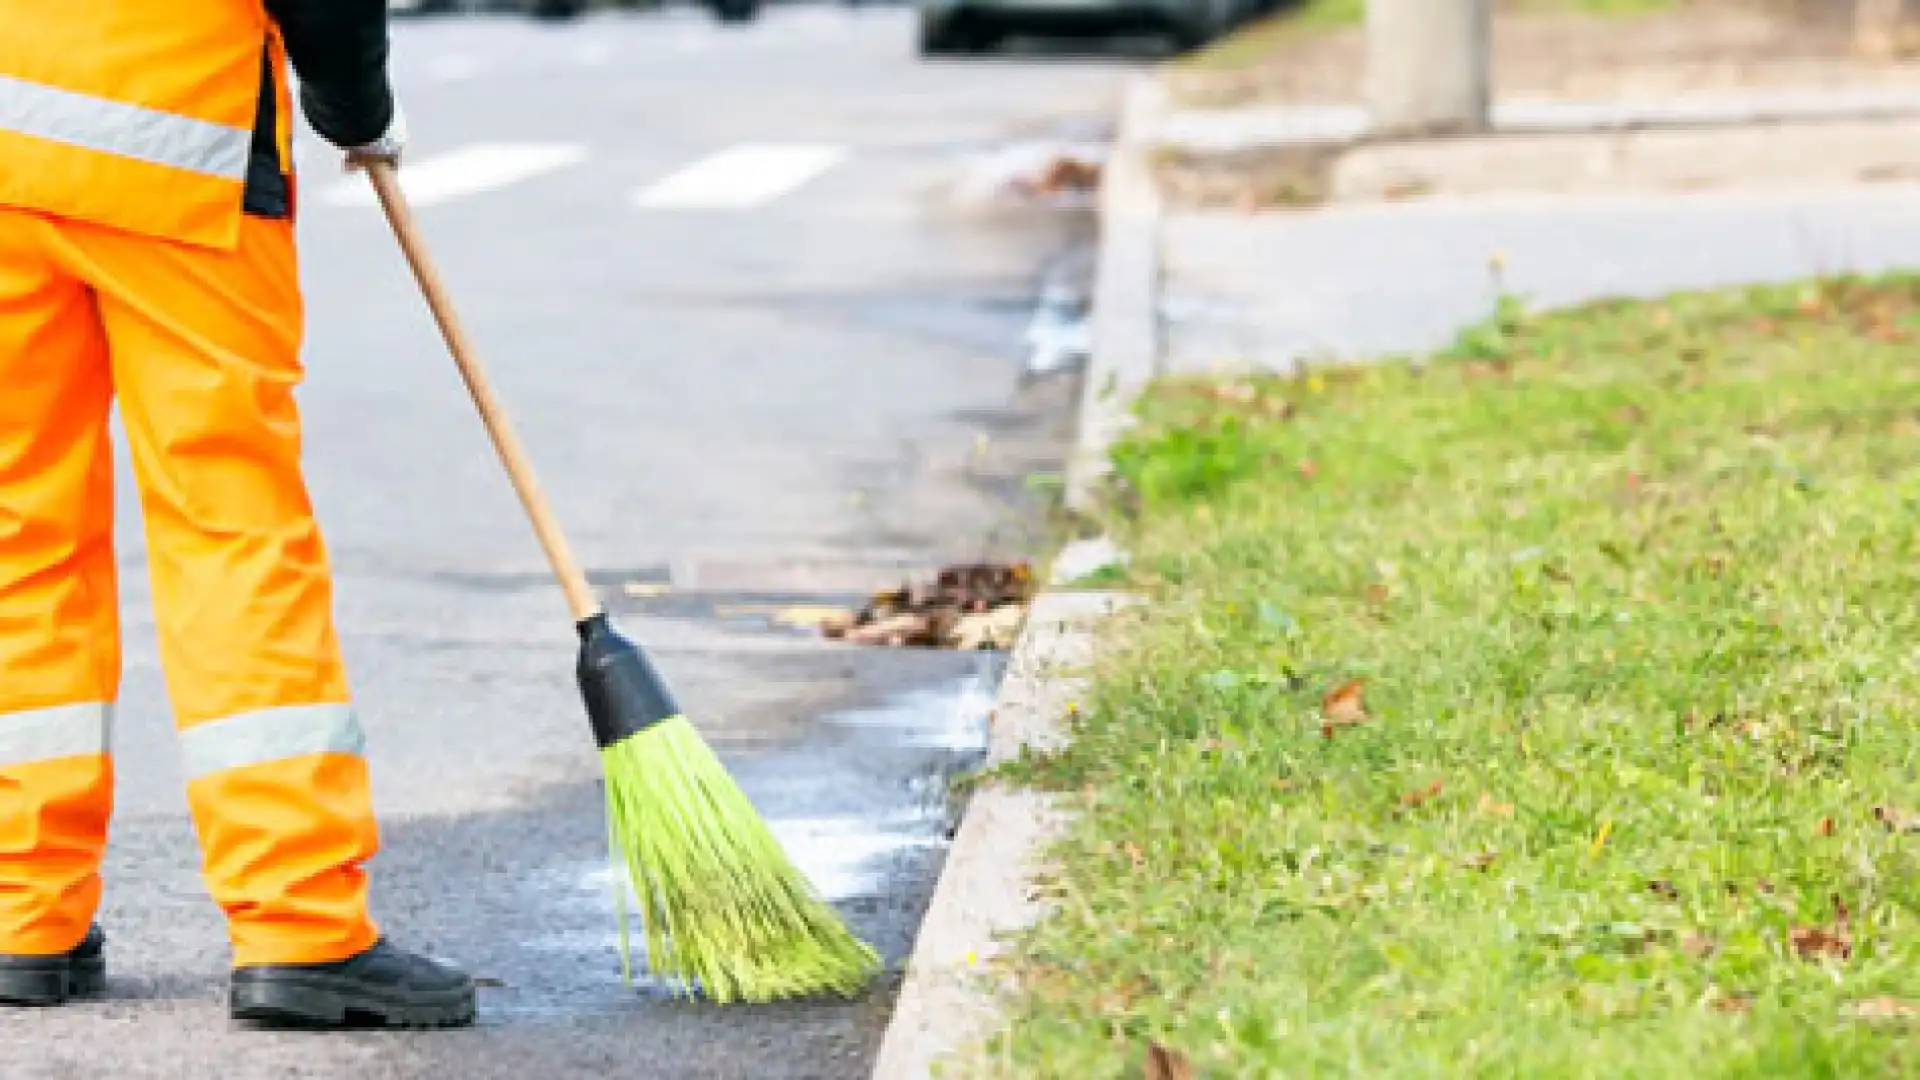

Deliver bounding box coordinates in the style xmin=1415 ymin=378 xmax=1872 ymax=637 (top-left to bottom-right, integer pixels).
xmin=22 ymin=7 xmax=1138 ymax=1077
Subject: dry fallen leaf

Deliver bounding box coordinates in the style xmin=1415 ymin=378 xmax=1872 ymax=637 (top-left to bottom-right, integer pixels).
xmin=1874 ymin=805 xmax=1920 ymax=833
xmin=1712 ymin=991 xmax=1754 ymax=1014
xmin=1321 ymin=679 xmax=1368 ymax=737
xmin=1145 ymin=1042 xmax=1195 ymax=1080
xmin=1847 ymin=997 xmax=1920 ymax=1021
xmin=1791 ymin=897 xmax=1853 ymax=961
xmin=1400 ymin=780 xmax=1445 ymax=809
xmin=1031 ymin=156 xmax=1103 ymax=195
xmin=1298 ymin=459 xmax=1320 ymax=481
xmin=1463 ymin=850 xmax=1500 ymax=872
xmin=1477 ymin=793 xmax=1516 ymax=818
xmin=1682 ymin=933 xmax=1716 ymax=958
xmin=1815 ymin=816 xmax=1836 ymax=837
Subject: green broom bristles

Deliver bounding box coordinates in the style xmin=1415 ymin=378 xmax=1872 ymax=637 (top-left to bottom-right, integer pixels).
xmin=600 ymin=715 xmax=882 ymax=1004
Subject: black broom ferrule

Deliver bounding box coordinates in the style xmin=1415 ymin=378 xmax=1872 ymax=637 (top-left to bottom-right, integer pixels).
xmin=575 ymin=612 xmax=683 ymax=749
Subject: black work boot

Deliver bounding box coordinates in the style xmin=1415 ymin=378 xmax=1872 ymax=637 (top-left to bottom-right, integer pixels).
xmin=0 ymin=923 xmax=106 ymax=1006
xmin=229 ymin=937 xmax=475 ymax=1029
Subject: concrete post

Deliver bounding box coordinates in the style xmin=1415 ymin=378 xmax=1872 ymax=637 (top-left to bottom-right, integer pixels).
xmin=1856 ymin=0 xmax=1914 ymax=60
xmin=1365 ymin=0 xmax=1492 ymax=138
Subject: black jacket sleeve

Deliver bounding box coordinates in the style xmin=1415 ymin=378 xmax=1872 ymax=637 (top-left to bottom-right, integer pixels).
xmin=264 ymin=0 xmax=396 ymax=149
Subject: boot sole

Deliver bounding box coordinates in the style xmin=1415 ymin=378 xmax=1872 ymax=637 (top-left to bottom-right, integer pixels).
xmin=0 ymin=956 xmax=106 ymax=1007
xmin=231 ymin=974 xmax=475 ymax=1030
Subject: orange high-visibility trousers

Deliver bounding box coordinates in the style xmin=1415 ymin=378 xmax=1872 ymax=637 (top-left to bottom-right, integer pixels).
xmin=0 ymin=204 xmax=381 ymax=967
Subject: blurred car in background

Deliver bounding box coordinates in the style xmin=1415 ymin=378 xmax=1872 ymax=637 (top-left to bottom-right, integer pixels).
xmin=915 ymin=0 xmax=1257 ymax=55
xmin=390 ymin=0 xmax=592 ymax=16
xmin=390 ymin=0 xmax=758 ymax=23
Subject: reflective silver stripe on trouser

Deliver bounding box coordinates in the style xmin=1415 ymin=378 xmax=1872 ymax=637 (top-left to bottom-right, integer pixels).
xmin=0 ymin=703 xmax=113 ymax=767
xmin=0 ymin=73 xmax=251 ymax=179
xmin=179 ymin=704 xmax=367 ymax=781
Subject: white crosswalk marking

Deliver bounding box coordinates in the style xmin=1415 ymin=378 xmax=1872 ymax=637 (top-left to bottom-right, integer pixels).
xmin=632 ymin=143 xmax=848 ymax=210
xmin=315 ymin=142 xmax=588 ymax=209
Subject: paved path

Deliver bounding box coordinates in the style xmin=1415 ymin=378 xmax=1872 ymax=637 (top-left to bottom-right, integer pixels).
xmin=21 ymin=7 xmax=1134 ymax=1077
xmin=1162 ymin=183 xmax=1920 ymax=374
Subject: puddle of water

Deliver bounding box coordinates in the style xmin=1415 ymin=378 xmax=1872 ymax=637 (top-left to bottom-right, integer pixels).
xmin=766 ymin=813 xmax=948 ymax=900
xmin=524 ymin=668 xmax=1000 ymax=989
xmin=1022 ymin=243 xmax=1094 ymax=379
xmin=533 ymin=805 xmax=949 ymax=972
xmin=1024 ymin=297 xmax=1090 ymax=378
xmin=564 ymin=804 xmax=945 ymax=909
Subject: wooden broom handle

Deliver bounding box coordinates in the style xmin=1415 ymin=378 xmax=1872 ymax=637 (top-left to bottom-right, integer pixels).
xmin=365 ymin=160 xmax=602 ymax=623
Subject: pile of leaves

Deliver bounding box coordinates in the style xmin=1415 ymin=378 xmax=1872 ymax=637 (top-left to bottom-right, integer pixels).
xmin=819 ymin=562 xmax=1036 ymax=650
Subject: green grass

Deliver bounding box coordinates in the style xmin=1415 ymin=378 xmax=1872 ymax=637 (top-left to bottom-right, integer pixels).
xmin=986 ymin=275 xmax=1920 ymax=1077
xmin=1178 ymin=0 xmax=1679 ymax=72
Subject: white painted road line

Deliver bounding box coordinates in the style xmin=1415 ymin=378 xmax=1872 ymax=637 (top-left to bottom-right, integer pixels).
xmin=632 ymin=143 xmax=848 ymax=210
xmin=316 ymin=142 xmax=589 ymax=208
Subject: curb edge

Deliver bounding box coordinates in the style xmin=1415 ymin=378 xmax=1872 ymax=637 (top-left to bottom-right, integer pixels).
xmin=867 ymin=568 xmax=1132 ymax=1080
xmin=1065 ymin=75 xmax=1169 ymax=516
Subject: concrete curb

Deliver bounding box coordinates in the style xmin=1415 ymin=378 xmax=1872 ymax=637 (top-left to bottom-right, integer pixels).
xmin=1064 ymin=75 xmax=1169 ymax=516
xmin=868 ymin=72 xmax=1161 ymax=1077
xmin=868 ymin=566 xmax=1130 ymax=1080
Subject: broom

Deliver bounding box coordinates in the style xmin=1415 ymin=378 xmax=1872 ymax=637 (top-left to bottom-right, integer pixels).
xmin=362 ymin=160 xmax=881 ymax=1004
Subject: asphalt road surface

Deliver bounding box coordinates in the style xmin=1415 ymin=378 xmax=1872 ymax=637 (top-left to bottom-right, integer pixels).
xmin=21 ymin=8 xmax=1137 ymax=1077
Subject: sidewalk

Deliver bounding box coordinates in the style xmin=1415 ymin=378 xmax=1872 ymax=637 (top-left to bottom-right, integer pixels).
xmin=1162 ymin=180 xmax=1920 ymax=377
xmin=1151 ymin=83 xmax=1920 ymax=375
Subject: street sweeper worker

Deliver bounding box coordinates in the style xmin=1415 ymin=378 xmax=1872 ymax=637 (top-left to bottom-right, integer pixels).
xmin=0 ymin=0 xmax=478 ymax=1027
